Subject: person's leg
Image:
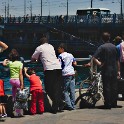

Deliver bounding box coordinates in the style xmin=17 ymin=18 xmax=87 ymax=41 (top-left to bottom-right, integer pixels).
xmin=0 ymin=104 xmax=2 ymax=116
xmin=120 ymin=62 xmax=124 ymax=78
xmin=44 ymin=70 xmax=54 ymax=101
xmin=44 ymin=69 xmax=64 ymax=113
xmin=30 ymin=90 xmax=37 ymax=115
xmin=10 ymin=79 xmax=20 ymax=101
xmin=110 ymin=75 xmax=118 ymax=107
xmin=120 ymin=63 xmax=124 ymax=99
xmin=102 ymin=75 xmax=111 ymax=108
xmin=37 ymin=90 xmax=44 ymax=114
xmin=52 ymin=69 xmax=65 ymax=112
xmin=2 ymin=104 xmax=7 ymax=117
xmin=69 ymin=76 xmax=75 ymax=109
xmin=63 ymin=76 xmax=73 ymax=109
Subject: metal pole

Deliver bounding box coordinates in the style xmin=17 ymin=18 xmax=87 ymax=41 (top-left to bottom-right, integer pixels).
xmin=67 ymin=0 xmax=68 ymax=21
xmin=48 ymin=1 xmax=50 ymax=16
xmin=24 ymin=0 xmax=26 ymax=15
xmin=7 ymin=0 xmax=9 ymax=17
xmin=5 ymin=2 xmax=6 ymax=18
xmin=30 ymin=1 xmax=32 ymax=17
xmin=91 ymin=0 xmax=93 ymax=8
xmin=41 ymin=0 xmax=42 ymax=16
xmin=120 ymin=0 xmax=122 ymax=15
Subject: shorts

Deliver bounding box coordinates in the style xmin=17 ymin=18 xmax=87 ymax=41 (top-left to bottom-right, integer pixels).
xmin=0 ymin=96 xmax=7 ymax=103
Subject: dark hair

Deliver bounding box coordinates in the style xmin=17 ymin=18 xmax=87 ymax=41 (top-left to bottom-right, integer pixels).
xmin=9 ymin=49 xmax=19 ymax=61
xmin=58 ymin=43 xmax=67 ymax=51
xmin=102 ymin=32 xmax=110 ymax=42
xmin=27 ymin=68 xmax=35 ymax=75
xmin=39 ymin=37 xmax=48 ymax=44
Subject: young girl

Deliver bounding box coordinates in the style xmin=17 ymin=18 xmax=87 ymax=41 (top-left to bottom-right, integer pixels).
xmin=0 ymin=80 xmax=7 ymax=118
xmin=3 ymin=49 xmax=24 ymax=102
xmin=3 ymin=49 xmax=24 ymax=117
xmin=24 ymin=67 xmax=44 ymax=115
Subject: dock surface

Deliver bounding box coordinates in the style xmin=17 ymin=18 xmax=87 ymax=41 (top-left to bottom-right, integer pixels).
xmin=1 ymin=99 xmax=124 ymax=124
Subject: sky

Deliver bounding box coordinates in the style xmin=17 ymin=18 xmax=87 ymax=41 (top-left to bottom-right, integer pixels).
xmin=0 ymin=0 xmax=123 ymax=17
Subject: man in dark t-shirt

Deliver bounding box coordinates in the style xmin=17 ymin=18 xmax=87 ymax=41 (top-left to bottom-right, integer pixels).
xmin=93 ymin=32 xmax=120 ymax=109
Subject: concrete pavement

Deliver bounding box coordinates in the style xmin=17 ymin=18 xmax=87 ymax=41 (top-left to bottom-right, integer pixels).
xmin=1 ymin=89 xmax=124 ymax=124
xmin=1 ymin=98 xmax=124 ymax=124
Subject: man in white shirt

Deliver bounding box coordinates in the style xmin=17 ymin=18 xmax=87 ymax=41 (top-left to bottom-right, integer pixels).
xmin=31 ymin=36 xmax=64 ymax=114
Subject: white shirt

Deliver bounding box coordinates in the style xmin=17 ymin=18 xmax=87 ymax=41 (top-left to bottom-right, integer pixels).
xmin=32 ymin=43 xmax=61 ymax=71
xmin=58 ymin=52 xmax=76 ymax=76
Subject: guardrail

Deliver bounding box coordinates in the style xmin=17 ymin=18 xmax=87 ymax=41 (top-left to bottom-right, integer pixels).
xmin=0 ymin=57 xmax=92 ymax=92
xmin=0 ymin=14 xmax=124 ymax=25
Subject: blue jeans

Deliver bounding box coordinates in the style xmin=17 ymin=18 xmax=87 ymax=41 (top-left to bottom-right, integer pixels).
xmin=63 ymin=75 xmax=75 ymax=109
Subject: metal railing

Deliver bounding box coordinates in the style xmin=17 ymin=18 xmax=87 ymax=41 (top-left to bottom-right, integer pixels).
xmin=0 ymin=14 xmax=124 ymax=25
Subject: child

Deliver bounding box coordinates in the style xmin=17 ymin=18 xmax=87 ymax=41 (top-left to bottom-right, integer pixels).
xmin=58 ymin=43 xmax=77 ymax=110
xmin=0 ymin=80 xmax=7 ymax=118
xmin=3 ymin=49 xmax=24 ymax=117
xmin=3 ymin=49 xmax=24 ymax=102
xmin=24 ymin=67 xmax=44 ymax=115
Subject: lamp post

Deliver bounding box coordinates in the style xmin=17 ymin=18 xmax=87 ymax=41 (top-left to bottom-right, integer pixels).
xmin=2 ymin=2 xmax=7 ymax=18
xmin=67 ymin=0 xmax=68 ymax=19
xmin=7 ymin=0 xmax=9 ymax=17
xmin=120 ymin=0 xmax=122 ymax=15
xmin=91 ymin=0 xmax=93 ymax=8
xmin=41 ymin=0 xmax=42 ymax=17
xmin=24 ymin=0 xmax=26 ymax=16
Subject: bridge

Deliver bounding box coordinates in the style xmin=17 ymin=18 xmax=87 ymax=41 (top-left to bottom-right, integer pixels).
xmin=0 ymin=14 xmax=124 ymax=25
xmin=0 ymin=14 xmax=124 ymax=56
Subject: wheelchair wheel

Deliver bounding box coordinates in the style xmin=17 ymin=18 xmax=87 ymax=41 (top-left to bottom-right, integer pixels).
xmin=79 ymin=92 xmax=96 ymax=108
xmin=79 ymin=79 xmax=92 ymax=96
xmin=79 ymin=92 xmax=101 ymax=108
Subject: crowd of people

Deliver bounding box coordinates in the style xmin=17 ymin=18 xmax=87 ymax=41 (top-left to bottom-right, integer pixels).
xmin=0 ymin=32 xmax=124 ymax=119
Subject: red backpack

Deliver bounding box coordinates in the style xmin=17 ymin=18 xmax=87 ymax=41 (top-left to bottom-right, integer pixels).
xmin=0 ymin=79 xmax=5 ymax=96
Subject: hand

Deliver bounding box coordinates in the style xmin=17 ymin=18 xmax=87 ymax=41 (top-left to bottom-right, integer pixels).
xmin=24 ymin=67 xmax=28 ymax=72
xmin=117 ymin=71 xmax=121 ymax=79
xmin=83 ymin=63 xmax=91 ymax=67
xmin=5 ymin=59 xmax=9 ymax=62
xmin=20 ymin=85 xmax=24 ymax=90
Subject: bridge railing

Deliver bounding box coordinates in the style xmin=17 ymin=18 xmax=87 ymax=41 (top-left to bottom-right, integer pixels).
xmin=0 ymin=14 xmax=124 ymax=25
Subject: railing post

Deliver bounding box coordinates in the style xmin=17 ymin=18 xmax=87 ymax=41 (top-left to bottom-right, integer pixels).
xmin=87 ymin=14 xmax=89 ymax=25
xmin=113 ymin=13 xmax=116 ymax=24
xmin=99 ymin=14 xmax=102 ymax=25
xmin=75 ymin=15 xmax=77 ymax=24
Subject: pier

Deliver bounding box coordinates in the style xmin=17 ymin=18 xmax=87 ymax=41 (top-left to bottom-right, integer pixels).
xmin=1 ymin=93 xmax=124 ymax=124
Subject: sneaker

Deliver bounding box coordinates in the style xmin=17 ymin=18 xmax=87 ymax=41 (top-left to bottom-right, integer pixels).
xmin=2 ymin=114 xmax=7 ymax=118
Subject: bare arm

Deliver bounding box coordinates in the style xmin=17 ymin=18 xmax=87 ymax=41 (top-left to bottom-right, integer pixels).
xmin=92 ymin=57 xmax=102 ymax=66
xmin=117 ymin=60 xmax=120 ymax=78
xmin=31 ymin=48 xmax=40 ymax=62
xmin=31 ymin=57 xmax=38 ymax=62
xmin=0 ymin=41 xmax=8 ymax=51
xmin=72 ymin=61 xmax=77 ymax=66
xmin=19 ymin=69 xmax=24 ymax=90
xmin=24 ymin=67 xmax=30 ymax=78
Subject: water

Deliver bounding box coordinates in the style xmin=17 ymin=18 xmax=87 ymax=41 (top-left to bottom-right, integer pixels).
xmin=0 ymin=57 xmax=90 ymax=95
